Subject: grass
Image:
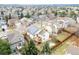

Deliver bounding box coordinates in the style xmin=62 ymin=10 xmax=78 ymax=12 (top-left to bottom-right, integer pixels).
xmin=55 ymin=32 xmax=71 ymax=42
xmin=0 ymin=28 xmax=2 ymax=32
xmin=52 ymin=39 xmax=70 ymax=55
xmin=51 ymin=31 xmax=71 ymax=54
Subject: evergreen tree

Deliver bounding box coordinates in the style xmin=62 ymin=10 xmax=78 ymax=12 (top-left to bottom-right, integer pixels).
xmin=8 ymin=13 xmax=11 ymax=19
xmin=25 ymin=13 xmax=31 ymax=18
xmin=70 ymin=11 xmax=77 ymax=23
xmin=41 ymin=41 xmax=51 ymax=55
xmin=20 ymin=12 xmax=24 ymax=19
xmin=54 ymin=11 xmax=58 ymax=17
xmin=20 ymin=40 xmax=39 ymax=55
xmin=0 ymin=39 xmax=11 ymax=55
xmin=59 ymin=11 xmax=67 ymax=17
xmin=1 ymin=11 xmax=4 ymax=15
xmin=4 ymin=15 xmax=8 ymax=25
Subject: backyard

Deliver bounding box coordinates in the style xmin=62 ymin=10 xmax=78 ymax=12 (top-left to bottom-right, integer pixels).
xmin=55 ymin=31 xmax=71 ymax=42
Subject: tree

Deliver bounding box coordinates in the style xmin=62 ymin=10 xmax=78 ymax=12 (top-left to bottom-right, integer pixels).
xmin=37 ymin=12 xmax=42 ymax=16
xmin=20 ymin=12 xmax=24 ymax=19
xmin=20 ymin=40 xmax=39 ymax=55
xmin=5 ymin=16 xmax=8 ymax=21
xmin=70 ymin=11 xmax=77 ymax=23
xmin=54 ymin=11 xmax=58 ymax=17
xmin=70 ymin=11 xmax=76 ymax=18
xmin=4 ymin=16 xmax=8 ymax=25
xmin=41 ymin=41 xmax=51 ymax=54
xmin=17 ymin=11 xmax=20 ymax=16
xmin=0 ymin=39 xmax=11 ymax=55
xmin=4 ymin=16 xmax=9 ymax=25
xmin=25 ymin=13 xmax=31 ymax=18
xmin=73 ymin=14 xmax=77 ymax=23
xmin=1 ymin=11 xmax=4 ymax=15
xmin=59 ymin=11 xmax=67 ymax=17
xmin=19 ymin=44 xmax=28 ymax=55
xmin=41 ymin=41 xmax=51 ymax=55
xmin=8 ymin=13 xmax=12 ymax=19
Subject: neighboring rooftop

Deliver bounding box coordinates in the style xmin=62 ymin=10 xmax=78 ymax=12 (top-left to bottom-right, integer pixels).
xmin=27 ymin=25 xmax=40 ymax=35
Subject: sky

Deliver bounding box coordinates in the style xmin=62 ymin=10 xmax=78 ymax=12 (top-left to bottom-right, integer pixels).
xmin=0 ymin=0 xmax=79 ymax=4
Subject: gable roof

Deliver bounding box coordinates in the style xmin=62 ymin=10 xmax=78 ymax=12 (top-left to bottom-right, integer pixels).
xmin=7 ymin=31 xmax=24 ymax=45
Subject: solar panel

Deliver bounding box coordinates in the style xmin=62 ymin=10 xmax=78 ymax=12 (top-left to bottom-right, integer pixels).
xmin=27 ymin=25 xmax=39 ymax=35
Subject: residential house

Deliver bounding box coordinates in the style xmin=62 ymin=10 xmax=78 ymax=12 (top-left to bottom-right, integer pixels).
xmin=0 ymin=31 xmax=7 ymax=39
xmin=26 ymin=25 xmax=41 ymax=39
xmin=76 ymin=17 xmax=79 ymax=23
xmin=38 ymin=30 xmax=50 ymax=42
xmin=20 ymin=17 xmax=33 ymax=27
xmin=0 ymin=16 xmax=7 ymax=31
xmin=15 ymin=21 xmax=26 ymax=34
xmin=7 ymin=31 xmax=25 ymax=53
xmin=66 ymin=45 xmax=79 ymax=55
xmin=44 ymin=25 xmax=52 ymax=35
